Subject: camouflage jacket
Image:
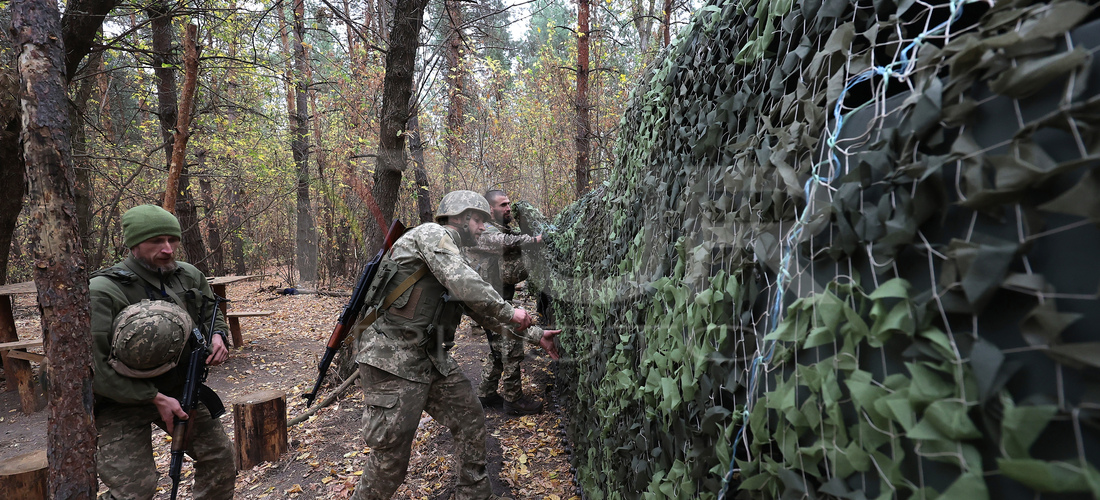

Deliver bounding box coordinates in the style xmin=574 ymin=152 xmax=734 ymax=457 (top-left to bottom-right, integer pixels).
xmin=90 ymin=256 xmax=229 ymax=405
xmin=465 ymin=221 xmax=536 ymax=291
xmin=356 ymin=223 xmax=544 ymax=383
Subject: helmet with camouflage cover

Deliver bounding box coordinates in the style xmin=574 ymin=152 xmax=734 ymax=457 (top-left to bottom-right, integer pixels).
xmin=434 ymin=190 xmax=491 ymax=224
xmin=108 ymin=300 xmax=193 ymax=378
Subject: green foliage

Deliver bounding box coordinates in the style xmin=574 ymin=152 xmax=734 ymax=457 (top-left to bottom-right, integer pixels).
xmin=518 ymin=0 xmax=1100 ymax=497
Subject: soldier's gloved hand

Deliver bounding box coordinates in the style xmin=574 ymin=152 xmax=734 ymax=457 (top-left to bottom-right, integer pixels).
xmin=207 ymin=333 xmax=229 ymax=366
xmin=153 ymin=392 xmax=188 ymax=434
xmin=539 ymin=329 xmax=562 ymax=360
xmin=510 ymin=308 xmax=534 ymax=330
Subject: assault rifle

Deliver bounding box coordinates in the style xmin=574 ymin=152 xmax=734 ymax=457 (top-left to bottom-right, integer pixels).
xmin=303 ymin=220 xmax=407 ymax=407
xmin=169 ymin=295 xmax=227 ymax=500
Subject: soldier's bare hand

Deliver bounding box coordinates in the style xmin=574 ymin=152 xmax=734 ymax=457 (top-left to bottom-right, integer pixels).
xmin=539 ymin=329 xmax=562 ymax=360
xmin=206 ymin=334 xmax=229 ymax=365
xmin=153 ymin=392 xmax=188 ymax=434
xmin=510 ymin=308 xmax=534 ymax=330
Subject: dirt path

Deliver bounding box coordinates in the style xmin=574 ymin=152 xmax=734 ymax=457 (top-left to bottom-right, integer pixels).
xmin=0 ymin=278 xmax=576 ymax=499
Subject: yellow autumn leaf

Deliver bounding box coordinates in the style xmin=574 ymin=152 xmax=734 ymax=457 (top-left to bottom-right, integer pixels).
xmin=284 ymin=484 xmax=302 ymax=494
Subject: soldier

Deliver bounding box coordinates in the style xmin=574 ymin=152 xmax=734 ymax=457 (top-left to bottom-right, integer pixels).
xmin=352 ymin=190 xmax=561 ymax=500
xmin=467 ymin=189 xmax=544 ymax=415
xmin=90 ymin=204 xmax=235 ymax=499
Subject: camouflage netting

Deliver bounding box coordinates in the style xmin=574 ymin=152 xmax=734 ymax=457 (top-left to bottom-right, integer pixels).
xmin=515 ymin=0 xmax=1100 ymax=498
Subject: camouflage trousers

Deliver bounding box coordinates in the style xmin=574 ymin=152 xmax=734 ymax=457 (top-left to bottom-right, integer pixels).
xmin=96 ymin=401 xmax=236 ymax=499
xmin=476 ymin=327 xmax=526 ymax=402
xmin=351 ymin=364 xmax=490 ymax=500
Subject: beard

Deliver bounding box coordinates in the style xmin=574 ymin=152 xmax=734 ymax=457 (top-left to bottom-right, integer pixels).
xmin=133 ymin=255 xmax=178 ymax=273
xmin=459 ymin=226 xmax=479 ymax=246
xmin=502 ymin=213 xmax=513 ymax=225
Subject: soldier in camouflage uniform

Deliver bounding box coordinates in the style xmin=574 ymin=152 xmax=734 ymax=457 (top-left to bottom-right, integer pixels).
xmin=351 ymin=190 xmax=561 ymax=500
xmin=91 ymin=205 xmax=235 ymax=499
xmin=467 ymin=189 xmax=545 ymax=415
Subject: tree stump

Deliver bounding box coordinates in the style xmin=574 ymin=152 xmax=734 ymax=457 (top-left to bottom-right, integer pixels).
xmin=233 ymin=390 xmax=288 ymax=470
xmin=0 ymin=449 xmax=47 ymax=499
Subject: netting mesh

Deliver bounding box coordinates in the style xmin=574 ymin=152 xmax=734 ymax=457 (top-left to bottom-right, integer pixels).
xmin=516 ymin=0 xmax=1100 ymax=498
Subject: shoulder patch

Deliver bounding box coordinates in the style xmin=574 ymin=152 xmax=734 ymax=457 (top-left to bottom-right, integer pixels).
xmin=437 ymin=233 xmax=461 ymax=255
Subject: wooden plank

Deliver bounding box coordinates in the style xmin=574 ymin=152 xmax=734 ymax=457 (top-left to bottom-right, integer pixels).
xmin=0 ymin=281 xmax=36 ymax=296
xmin=7 ymin=350 xmax=45 ymax=363
xmin=226 ymin=311 xmax=274 ymax=318
xmin=208 ymin=275 xmax=259 ymax=286
xmin=0 ymin=339 xmax=43 ymax=351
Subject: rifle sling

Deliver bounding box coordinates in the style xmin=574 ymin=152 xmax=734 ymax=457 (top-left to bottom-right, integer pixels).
xmin=347 ymin=264 xmax=429 ymax=343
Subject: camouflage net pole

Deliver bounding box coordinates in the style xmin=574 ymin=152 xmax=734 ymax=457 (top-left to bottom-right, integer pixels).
xmin=518 ymin=0 xmax=1100 ymax=498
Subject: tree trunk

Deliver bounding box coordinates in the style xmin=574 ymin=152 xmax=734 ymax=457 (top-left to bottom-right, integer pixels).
xmin=227 ymin=177 xmax=247 ymax=274
xmin=661 ymin=0 xmax=673 ymax=47
xmin=575 ymin=0 xmax=592 ymax=197
xmin=363 ymin=0 xmax=429 ymax=252
xmin=0 ymin=128 xmax=25 ymax=285
xmin=407 ymin=99 xmax=433 ymax=223
xmin=146 ymin=4 xmax=208 ymax=273
xmin=288 ymin=0 xmax=318 ymax=283
xmin=71 ymin=51 xmax=101 ymax=263
xmin=161 ymin=23 xmax=209 ymax=273
xmin=631 ymin=0 xmax=655 ymax=54
xmin=0 ymin=0 xmax=115 ymax=293
xmin=197 ymin=153 xmax=224 ymax=275
xmin=148 ymin=3 xmax=178 ymax=166
xmin=443 ymin=0 xmax=465 ymax=192
xmin=13 ymin=0 xmax=97 ymax=495
xmin=304 ymin=40 xmax=332 ymax=280
xmin=163 ymin=24 xmax=199 ymax=214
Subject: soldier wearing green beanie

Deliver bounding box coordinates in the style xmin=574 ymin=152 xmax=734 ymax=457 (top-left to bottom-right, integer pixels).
xmin=121 ymin=204 xmax=182 ymax=248
xmin=90 ymin=204 xmax=236 ymax=499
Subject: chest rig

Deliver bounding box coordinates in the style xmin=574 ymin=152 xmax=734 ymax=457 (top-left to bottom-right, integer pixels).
xmin=364 ymin=256 xmax=464 ymax=352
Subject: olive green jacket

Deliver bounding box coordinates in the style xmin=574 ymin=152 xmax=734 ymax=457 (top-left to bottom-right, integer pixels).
xmin=90 ymin=256 xmax=228 ymax=405
xmin=356 ymin=223 xmax=543 ymax=383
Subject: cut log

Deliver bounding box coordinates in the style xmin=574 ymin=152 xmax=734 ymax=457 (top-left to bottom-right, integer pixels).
xmin=233 ymin=390 xmax=288 ymax=470
xmin=0 ymin=449 xmax=47 ymax=499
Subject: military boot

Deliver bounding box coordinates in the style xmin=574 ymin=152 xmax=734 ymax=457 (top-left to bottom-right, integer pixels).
xmin=479 ymin=392 xmax=504 ymax=408
xmin=503 ymin=394 xmax=543 ymax=416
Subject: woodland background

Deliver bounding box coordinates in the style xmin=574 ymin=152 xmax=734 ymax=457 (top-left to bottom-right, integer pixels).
xmin=0 ymin=0 xmax=702 ymax=287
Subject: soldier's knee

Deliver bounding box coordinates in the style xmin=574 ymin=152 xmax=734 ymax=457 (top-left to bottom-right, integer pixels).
xmin=117 ymin=472 xmax=159 ymax=500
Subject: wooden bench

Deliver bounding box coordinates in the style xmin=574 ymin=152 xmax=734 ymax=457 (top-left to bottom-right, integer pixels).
xmin=0 ymin=339 xmax=44 ymax=413
xmin=225 ymin=311 xmax=274 ymax=347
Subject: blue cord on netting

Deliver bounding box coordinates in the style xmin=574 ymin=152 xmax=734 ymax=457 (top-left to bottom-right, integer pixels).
xmin=716 ymin=0 xmax=977 ymax=495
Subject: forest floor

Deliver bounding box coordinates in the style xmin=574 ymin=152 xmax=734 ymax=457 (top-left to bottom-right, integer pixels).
xmin=0 ymin=276 xmax=578 ymax=499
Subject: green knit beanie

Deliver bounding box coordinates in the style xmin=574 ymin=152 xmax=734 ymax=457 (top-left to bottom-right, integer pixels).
xmin=122 ymin=205 xmax=182 ymax=248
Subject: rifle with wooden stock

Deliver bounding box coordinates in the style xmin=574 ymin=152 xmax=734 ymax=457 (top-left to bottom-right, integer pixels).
xmin=303 ymin=220 xmax=407 ymax=407
xmin=169 ymin=295 xmax=227 ymax=500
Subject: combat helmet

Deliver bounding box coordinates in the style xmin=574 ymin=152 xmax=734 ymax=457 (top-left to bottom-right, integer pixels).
xmin=435 ymin=190 xmax=491 ymax=224
xmin=108 ymin=299 xmax=193 ymax=378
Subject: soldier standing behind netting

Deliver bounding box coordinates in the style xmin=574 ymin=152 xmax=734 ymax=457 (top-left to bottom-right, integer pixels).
xmin=90 ymin=204 xmax=235 ymax=499
xmin=467 ymin=189 xmax=545 ymax=415
xmin=351 ymin=190 xmax=560 ymax=500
